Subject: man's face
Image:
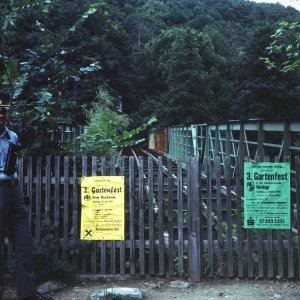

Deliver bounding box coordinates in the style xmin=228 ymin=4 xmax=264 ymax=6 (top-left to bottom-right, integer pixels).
xmin=0 ymin=108 xmax=9 ymax=130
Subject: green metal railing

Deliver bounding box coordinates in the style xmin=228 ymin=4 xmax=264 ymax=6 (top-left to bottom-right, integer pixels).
xmin=168 ymin=119 xmax=300 ymax=165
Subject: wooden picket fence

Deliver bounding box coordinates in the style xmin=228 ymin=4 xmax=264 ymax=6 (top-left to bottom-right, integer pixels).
xmin=4 ymin=155 xmax=300 ymax=281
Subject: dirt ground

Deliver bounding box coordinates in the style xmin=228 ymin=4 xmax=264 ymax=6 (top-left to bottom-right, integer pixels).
xmin=3 ymin=277 xmax=300 ymax=300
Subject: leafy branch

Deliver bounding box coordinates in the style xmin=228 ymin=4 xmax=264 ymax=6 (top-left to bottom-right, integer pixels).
xmin=261 ymin=21 xmax=300 ymax=73
xmin=65 ymin=87 xmax=157 ymax=156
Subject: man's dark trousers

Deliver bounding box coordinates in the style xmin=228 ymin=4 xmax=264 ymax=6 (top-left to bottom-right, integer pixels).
xmin=0 ymin=184 xmax=36 ymax=298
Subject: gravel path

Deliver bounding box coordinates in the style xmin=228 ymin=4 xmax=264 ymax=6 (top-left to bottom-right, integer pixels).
xmin=3 ymin=277 xmax=300 ymax=300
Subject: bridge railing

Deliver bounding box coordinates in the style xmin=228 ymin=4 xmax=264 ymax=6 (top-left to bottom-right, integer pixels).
xmin=150 ymin=118 xmax=300 ymax=171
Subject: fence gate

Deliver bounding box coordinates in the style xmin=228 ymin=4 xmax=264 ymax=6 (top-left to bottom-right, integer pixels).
xmin=3 ymin=155 xmax=300 ymax=281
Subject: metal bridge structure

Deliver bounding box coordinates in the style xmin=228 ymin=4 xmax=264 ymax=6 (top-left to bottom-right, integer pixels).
xmin=151 ymin=118 xmax=299 ymax=163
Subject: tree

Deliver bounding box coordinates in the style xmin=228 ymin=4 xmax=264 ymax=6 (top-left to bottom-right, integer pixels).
xmin=138 ymin=27 xmax=231 ymax=126
xmin=2 ymin=0 xmax=300 ymax=145
xmin=234 ymin=24 xmax=300 ymax=119
xmin=0 ymin=1 xmax=102 ymax=154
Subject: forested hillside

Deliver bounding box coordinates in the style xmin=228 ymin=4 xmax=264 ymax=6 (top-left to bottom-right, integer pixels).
xmin=1 ymin=0 xmax=300 ymax=152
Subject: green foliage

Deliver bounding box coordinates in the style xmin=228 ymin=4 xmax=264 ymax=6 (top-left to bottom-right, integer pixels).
xmin=32 ymin=222 xmax=75 ymax=279
xmin=262 ymin=21 xmax=300 ymax=73
xmin=232 ymin=23 xmax=300 ymax=120
xmin=65 ymin=87 xmax=157 ymax=156
xmin=4 ymin=221 xmax=77 ymax=280
xmin=1 ymin=0 xmax=300 ymax=150
xmin=139 ymin=26 xmax=230 ymax=125
xmin=69 ymin=3 xmax=100 ymax=33
xmin=1 ymin=0 xmax=103 ymax=154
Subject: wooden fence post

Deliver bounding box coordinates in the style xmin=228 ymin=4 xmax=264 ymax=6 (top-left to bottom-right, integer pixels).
xmin=188 ymin=157 xmax=202 ymax=282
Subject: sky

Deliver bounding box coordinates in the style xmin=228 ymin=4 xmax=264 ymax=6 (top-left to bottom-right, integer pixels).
xmin=252 ymin=0 xmax=300 ymax=10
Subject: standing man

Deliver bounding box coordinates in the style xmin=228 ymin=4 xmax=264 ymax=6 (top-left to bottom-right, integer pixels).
xmin=0 ymin=91 xmax=53 ymax=300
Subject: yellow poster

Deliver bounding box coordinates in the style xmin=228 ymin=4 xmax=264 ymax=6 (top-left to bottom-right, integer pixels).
xmin=80 ymin=176 xmax=125 ymax=240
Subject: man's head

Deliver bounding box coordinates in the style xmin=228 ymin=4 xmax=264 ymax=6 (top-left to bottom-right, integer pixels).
xmin=0 ymin=90 xmax=11 ymax=131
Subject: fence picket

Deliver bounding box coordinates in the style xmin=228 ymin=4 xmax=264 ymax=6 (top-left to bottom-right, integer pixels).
xmin=81 ymin=156 xmax=88 ymax=273
xmin=296 ymin=156 xmax=300 ymax=279
xmin=215 ymin=156 xmax=224 ymax=276
xmin=255 ymin=156 xmax=264 ymax=278
xmin=15 ymin=155 xmax=24 ymax=266
xmin=158 ymin=156 xmax=164 ymax=276
xmin=129 ymin=157 xmax=135 ymax=275
xmin=119 ymin=156 xmax=126 ymax=275
xmin=285 ymin=156 xmax=294 ymax=278
xmin=245 ymin=157 xmax=254 ymax=278
xmin=63 ymin=156 xmax=70 ymax=258
xmin=45 ymin=156 xmax=51 ymax=224
xmin=148 ymin=156 xmax=155 ymax=275
xmin=100 ymin=157 xmax=107 ymax=274
xmin=205 ymin=157 xmax=213 ymax=277
xmin=91 ymin=156 xmax=97 ymax=274
xmin=225 ymin=157 xmax=233 ymax=277
xmin=177 ymin=158 xmax=184 ymax=276
xmin=264 ymin=156 xmax=273 ymax=278
xmin=110 ymin=157 xmax=116 ymax=275
xmin=72 ymin=156 xmax=79 ymax=268
xmin=35 ymin=156 xmax=42 ymax=241
xmin=273 ymin=156 xmax=284 ymax=278
xmin=167 ymin=158 xmax=174 ymax=276
xmin=235 ymin=157 xmax=243 ymax=278
xmin=54 ymin=156 xmax=60 ymax=243
xmin=138 ymin=157 xmax=145 ymax=275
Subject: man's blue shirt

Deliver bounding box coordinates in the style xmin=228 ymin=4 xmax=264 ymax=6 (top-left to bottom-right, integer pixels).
xmin=0 ymin=126 xmax=18 ymax=179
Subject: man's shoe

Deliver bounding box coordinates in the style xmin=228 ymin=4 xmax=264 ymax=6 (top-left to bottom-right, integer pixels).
xmin=20 ymin=292 xmax=54 ymax=300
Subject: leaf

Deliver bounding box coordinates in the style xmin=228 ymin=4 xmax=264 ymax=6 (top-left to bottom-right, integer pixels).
xmin=69 ymin=3 xmax=99 ymax=33
xmin=83 ymin=7 xmax=98 ymax=18
xmin=79 ymin=62 xmax=101 ymax=74
xmin=70 ymin=76 xmax=80 ymax=82
xmin=37 ymin=90 xmax=52 ymax=102
xmin=13 ymin=86 xmax=25 ymax=99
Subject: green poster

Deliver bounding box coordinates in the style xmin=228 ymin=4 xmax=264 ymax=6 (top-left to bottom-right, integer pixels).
xmin=244 ymin=162 xmax=290 ymax=229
